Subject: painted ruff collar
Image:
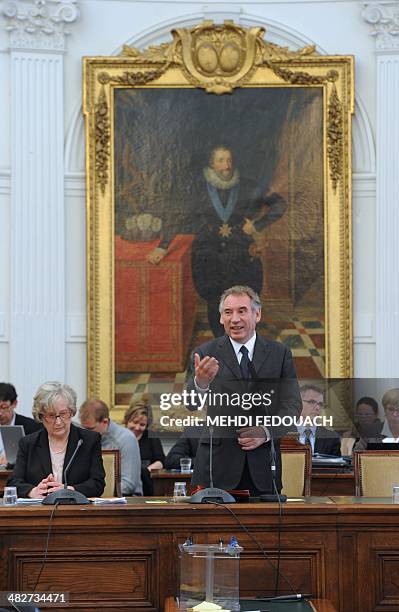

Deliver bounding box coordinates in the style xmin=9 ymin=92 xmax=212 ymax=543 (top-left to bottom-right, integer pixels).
xmin=203 ymin=166 xmax=240 ymax=190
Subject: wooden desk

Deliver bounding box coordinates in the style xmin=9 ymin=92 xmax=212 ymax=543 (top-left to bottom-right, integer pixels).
xmin=150 ymin=470 xmax=355 ymax=498
xmin=1 ymin=498 xmax=399 ymax=611
xmin=311 ymin=471 xmax=354 ymax=496
xmin=151 ymin=469 xmax=193 ymax=496
xmin=164 ymin=596 xmax=338 ymax=612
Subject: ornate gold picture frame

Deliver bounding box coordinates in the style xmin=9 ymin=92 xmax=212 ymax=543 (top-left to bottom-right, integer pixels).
xmin=83 ymin=21 xmax=353 ymax=414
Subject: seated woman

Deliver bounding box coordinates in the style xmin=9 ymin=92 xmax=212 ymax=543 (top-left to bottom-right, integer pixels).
xmin=342 ymin=396 xmax=383 ymax=455
xmin=124 ymin=398 xmax=165 ymax=472
xmin=8 ymin=381 xmax=105 ymax=498
xmin=353 ymin=392 xmax=394 ymax=451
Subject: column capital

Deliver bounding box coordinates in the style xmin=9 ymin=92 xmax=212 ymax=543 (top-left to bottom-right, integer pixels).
xmin=362 ymin=2 xmax=399 ymax=51
xmin=2 ymin=0 xmax=79 ymax=51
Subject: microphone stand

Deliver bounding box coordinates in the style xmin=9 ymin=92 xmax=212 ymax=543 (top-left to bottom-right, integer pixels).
xmin=43 ymin=439 xmax=90 ymax=505
xmin=190 ymin=426 xmax=235 ymax=504
xmin=259 ymin=433 xmax=287 ymax=503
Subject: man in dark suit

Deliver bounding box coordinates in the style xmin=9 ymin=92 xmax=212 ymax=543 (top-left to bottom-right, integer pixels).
xmin=164 ymin=427 xmax=200 ymax=470
xmin=188 ymin=285 xmax=301 ymax=496
xmin=0 ymin=382 xmax=41 ymax=465
xmin=298 ymin=384 xmax=341 ymax=456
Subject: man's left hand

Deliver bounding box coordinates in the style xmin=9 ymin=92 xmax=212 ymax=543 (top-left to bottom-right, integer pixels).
xmin=242 ymin=218 xmax=256 ymax=236
xmin=237 ymin=427 xmax=266 ymax=451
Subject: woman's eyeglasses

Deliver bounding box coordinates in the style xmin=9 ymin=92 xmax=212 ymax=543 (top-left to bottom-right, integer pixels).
xmin=42 ymin=410 xmax=72 ymax=423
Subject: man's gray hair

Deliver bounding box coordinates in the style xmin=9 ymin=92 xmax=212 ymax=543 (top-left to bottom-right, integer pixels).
xmin=219 ymin=285 xmax=262 ymax=314
xmin=32 ymin=381 xmax=77 ymax=421
xmin=300 ymin=383 xmax=324 ymax=398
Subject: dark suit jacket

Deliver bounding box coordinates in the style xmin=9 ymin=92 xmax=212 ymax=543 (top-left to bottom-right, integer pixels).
xmin=14 ymin=413 xmax=42 ymax=435
xmin=164 ymin=428 xmax=200 ymax=470
xmin=189 ymin=334 xmax=301 ymax=493
xmin=314 ymin=426 xmax=341 ymax=456
xmin=8 ymin=423 xmax=105 ymax=498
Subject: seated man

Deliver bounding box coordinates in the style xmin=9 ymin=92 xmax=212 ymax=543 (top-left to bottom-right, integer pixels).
xmin=164 ymin=427 xmax=200 ymax=470
xmin=297 ymin=384 xmax=341 ymax=456
xmin=79 ymin=398 xmax=142 ymax=495
xmin=0 ymin=382 xmax=41 ymax=465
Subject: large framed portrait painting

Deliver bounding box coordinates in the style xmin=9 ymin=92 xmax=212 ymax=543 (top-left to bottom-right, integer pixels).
xmin=83 ymin=22 xmax=353 ymax=418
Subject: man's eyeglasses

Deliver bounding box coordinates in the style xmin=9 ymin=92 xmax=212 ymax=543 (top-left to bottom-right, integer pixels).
xmin=303 ymin=399 xmax=324 ymax=409
xmin=42 ymin=410 xmax=72 ymax=423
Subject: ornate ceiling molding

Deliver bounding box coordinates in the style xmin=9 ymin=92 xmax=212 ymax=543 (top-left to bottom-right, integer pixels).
xmin=362 ymin=2 xmax=399 ymax=51
xmin=2 ymin=0 xmax=79 ymax=51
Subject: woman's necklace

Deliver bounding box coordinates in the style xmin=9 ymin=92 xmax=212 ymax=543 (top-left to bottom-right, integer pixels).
xmin=49 ymin=440 xmax=68 ymax=454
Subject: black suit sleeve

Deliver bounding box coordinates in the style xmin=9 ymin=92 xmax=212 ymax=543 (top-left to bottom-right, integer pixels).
xmin=268 ymin=346 xmax=302 ymax=440
xmin=165 ymin=435 xmax=199 ymax=470
xmin=72 ymin=432 xmax=105 ymax=497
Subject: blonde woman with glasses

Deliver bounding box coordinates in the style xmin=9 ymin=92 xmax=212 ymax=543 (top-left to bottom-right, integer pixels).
xmin=8 ymin=381 xmax=105 ymax=499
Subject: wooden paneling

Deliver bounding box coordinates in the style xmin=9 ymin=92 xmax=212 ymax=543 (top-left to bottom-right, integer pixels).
xmin=311 ymin=472 xmax=354 ymax=497
xmin=0 ymin=500 xmax=398 ymax=610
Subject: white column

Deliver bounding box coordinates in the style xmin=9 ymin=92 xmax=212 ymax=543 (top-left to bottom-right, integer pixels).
xmin=2 ymin=0 xmax=79 ymax=410
xmin=362 ymin=3 xmax=399 ymax=378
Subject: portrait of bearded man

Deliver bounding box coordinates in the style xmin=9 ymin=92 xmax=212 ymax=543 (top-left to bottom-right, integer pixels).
xmin=147 ymin=145 xmax=287 ymax=336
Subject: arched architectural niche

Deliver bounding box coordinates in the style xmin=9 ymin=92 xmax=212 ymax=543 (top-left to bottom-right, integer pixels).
xmin=64 ymin=10 xmax=375 ymax=175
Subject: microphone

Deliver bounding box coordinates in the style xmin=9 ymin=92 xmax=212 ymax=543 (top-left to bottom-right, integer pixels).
xmin=256 ymin=593 xmax=313 ymax=602
xmin=43 ymin=438 xmax=90 ymax=505
xmin=259 ymin=434 xmax=287 ymax=503
xmin=190 ymin=426 xmax=235 ymax=504
xmin=63 ymin=439 xmax=83 ymax=487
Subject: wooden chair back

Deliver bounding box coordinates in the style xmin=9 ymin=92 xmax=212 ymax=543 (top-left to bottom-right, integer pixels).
xmin=281 ymin=444 xmax=312 ymax=497
xmin=354 ymin=450 xmax=399 ymax=496
xmin=101 ymin=449 xmax=122 ymax=497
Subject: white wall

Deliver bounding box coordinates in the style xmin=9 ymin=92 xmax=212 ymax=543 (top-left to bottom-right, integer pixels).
xmin=1 ymin=0 xmax=391 ymax=414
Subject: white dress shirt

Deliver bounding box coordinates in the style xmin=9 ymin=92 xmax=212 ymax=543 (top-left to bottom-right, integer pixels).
xmin=229 ymin=333 xmax=257 ymax=364
xmin=297 ymin=424 xmax=317 ymax=453
xmin=194 ymin=333 xmax=257 ymax=391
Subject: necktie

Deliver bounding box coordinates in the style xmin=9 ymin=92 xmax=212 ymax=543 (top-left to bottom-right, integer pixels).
xmin=239 ymin=345 xmax=251 ymax=380
xmin=304 ymin=429 xmax=313 ymax=449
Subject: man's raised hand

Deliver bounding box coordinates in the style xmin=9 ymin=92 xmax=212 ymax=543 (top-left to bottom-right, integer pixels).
xmin=194 ymin=353 xmax=219 ymax=389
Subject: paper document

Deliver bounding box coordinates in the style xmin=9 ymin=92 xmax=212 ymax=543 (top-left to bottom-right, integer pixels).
xmin=91 ymin=497 xmax=127 ymax=504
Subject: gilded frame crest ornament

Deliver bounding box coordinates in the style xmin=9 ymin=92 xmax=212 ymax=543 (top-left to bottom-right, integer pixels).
xmin=83 ymin=21 xmax=354 ymax=411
